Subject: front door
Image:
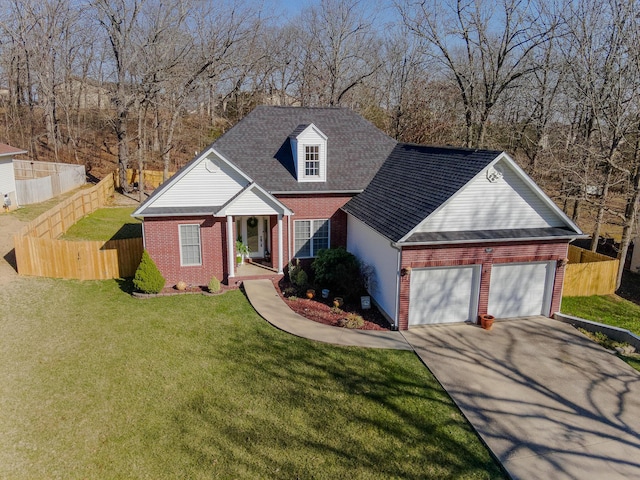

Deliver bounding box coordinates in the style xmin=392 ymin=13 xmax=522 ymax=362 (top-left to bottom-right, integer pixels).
xmin=237 ymin=216 xmax=265 ymax=258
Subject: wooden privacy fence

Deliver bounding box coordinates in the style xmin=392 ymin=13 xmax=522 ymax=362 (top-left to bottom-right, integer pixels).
xmin=563 ymin=245 xmax=619 ymax=296
xmin=114 ymin=168 xmax=175 ymax=190
xmin=13 ymin=173 xmax=143 ymax=280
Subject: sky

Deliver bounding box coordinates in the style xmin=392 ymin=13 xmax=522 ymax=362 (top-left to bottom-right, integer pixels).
xmin=264 ymin=0 xmax=400 ymax=26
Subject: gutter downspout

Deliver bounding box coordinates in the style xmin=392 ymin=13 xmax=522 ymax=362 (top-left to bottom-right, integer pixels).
xmin=393 ymin=244 xmax=402 ymax=331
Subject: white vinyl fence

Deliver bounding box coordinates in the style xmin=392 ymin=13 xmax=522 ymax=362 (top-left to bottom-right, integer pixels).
xmin=14 ymin=160 xmax=85 ymax=205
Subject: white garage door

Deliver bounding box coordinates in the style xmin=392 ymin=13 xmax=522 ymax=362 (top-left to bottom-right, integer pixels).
xmin=488 ymin=262 xmax=554 ymax=318
xmin=409 ymin=265 xmax=481 ymax=325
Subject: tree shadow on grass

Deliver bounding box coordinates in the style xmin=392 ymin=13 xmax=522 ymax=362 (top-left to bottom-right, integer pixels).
xmin=172 ymin=322 xmax=504 ymax=478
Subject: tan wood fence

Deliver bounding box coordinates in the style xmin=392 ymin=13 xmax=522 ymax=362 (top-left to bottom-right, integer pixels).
xmin=114 ymin=168 xmax=175 ymax=190
xmin=13 ymin=173 xmax=143 ymax=280
xmin=563 ymin=245 xmax=619 ymax=296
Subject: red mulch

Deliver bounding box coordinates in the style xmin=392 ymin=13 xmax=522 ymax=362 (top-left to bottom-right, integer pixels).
xmin=272 ymin=279 xmax=391 ymax=331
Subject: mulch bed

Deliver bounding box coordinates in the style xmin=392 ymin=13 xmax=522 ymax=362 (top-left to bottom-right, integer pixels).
xmin=272 ymin=279 xmax=392 ymax=331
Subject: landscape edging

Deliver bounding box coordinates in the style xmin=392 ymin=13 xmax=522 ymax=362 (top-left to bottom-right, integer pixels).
xmin=553 ymin=312 xmax=640 ymax=351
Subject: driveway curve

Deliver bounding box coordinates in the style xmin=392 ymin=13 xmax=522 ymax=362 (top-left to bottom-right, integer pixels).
xmin=404 ymin=317 xmax=640 ymax=480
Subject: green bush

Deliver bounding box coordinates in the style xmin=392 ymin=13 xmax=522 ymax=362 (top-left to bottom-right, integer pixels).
xmin=208 ymin=276 xmax=221 ymax=293
xmin=312 ymin=247 xmax=363 ymax=300
xmin=133 ymin=250 xmax=166 ymax=294
xmin=288 ymin=259 xmax=308 ymax=289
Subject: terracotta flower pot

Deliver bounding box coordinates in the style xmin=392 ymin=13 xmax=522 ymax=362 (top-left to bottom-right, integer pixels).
xmin=480 ymin=314 xmax=495 ymax=330
xmin=306 ymin=289 xmax=315 ymax=299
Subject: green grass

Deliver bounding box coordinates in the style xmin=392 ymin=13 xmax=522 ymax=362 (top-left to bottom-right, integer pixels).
xmin=62 ymin=207 xmax=141 ymax=241
xmin=562 ymin=295 xmax=640 ymax=335
xmin=0 ymin=278 xmax=503 ymax=479
xmin=10 ymin=187 xmax=90 ymax=222
xmin=562 ymin=295 xmax=640 ymax=372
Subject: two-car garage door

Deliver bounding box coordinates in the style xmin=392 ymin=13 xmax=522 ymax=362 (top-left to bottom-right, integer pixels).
xmin=408 ymin=262 xmax=554 ymax=326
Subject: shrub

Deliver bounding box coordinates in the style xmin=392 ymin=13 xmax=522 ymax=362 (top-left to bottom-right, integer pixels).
xmin=288 ymin=259 xmax=308 ymax=289
xmin=283 ymin=286 xmax=297 ymax=297
xmin=208 ymin=276 xmax=221 ymax=293
xmin=339 ymin=313 xmax=365 ymax=329
xmin=133 ymin=250 xmax=165 ymax=294
xmin=312 ymin=247 xmax=363 ymax=300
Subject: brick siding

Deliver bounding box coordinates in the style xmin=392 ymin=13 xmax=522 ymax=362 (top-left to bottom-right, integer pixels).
xmin=143 ymin=216 xmax=227 ymax=287
xmin=143 ymin=194 xmax=352 ymax=286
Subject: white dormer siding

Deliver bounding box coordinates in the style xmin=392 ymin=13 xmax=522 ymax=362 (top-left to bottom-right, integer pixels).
xmin=290 ymin=123 xmax=327 ymax=183
xmin=415 ymin=158 xmax=564 ymax=233
xmin=151 ymin=153 xmax=248 ymax=208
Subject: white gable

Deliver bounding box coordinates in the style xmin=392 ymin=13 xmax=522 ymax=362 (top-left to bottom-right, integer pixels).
xmin=416 ymin=156 xmax=566 ymax=233
xmin=218 ymin=184 xmax=293 ymax=216
xmin=150 ymin=151 xmax=249 ymax=208
xmin=291 ymin=123 xmax=327 ymax=183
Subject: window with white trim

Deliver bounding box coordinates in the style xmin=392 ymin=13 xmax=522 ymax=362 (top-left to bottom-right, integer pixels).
xmin=305 ymin=145 xmax=320 ymax=177
xmin=179 ymin=224 xmax=202 ymax=266
xmin=294 ymin=219 xmax=329 ymax=258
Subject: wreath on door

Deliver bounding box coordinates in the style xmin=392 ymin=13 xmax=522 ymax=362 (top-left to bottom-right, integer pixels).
xmin=247 ymin=216 xmax=258 ymax=228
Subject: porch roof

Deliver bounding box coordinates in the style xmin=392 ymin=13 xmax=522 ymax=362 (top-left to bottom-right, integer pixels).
xmin=216 ymin=182 xmax=293 ymax=217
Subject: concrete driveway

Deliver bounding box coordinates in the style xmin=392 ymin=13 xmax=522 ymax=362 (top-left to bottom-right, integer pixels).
xmin=403 ymin=316 xmax=640 ymax=480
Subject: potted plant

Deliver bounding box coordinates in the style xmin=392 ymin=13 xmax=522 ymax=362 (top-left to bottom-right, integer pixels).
xmin=479 ymin=314 xmax=495 ymax=330
xmin=236 ymin=240 xmax=250 ymax=264
xmin=306 ymin=289 xmax=315 ymax=299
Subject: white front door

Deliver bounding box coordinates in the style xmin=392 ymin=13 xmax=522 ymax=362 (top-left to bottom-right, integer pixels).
xmin=237 ymin=216 xmax=265 ymax=258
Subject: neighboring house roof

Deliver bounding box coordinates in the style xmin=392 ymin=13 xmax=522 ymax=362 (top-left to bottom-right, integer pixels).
xmin=0 ymin=143 xmax=27 ymax=158
xmin=342 ymin=143 xmax=583 ymax=244
xmin=212 ymin=106 xmax=397 ymax=193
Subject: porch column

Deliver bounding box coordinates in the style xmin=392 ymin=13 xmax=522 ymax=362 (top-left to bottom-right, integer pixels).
xmin=227 ymin=215 xmax=235 ymax=278
xmin=277 ymin=213 xmax=284 ymax=274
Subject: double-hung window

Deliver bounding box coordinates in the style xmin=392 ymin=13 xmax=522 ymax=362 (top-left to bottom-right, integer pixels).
xmin=294 ymin=219 xmax=329 ymax=258
xmin=304 ymin=145 xmax=320 ymax=177
xmin=179 ymin=224 xmax=201 ymax=266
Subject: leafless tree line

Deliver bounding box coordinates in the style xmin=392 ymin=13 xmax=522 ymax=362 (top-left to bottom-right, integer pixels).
xmin=0 ymin=0 xmax=639 ymax=285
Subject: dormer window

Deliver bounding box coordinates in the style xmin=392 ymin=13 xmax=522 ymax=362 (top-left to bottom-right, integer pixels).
xmin=305 ymin=145 xmax=320 ymax=177
xmin=290 ymin=123 xmax=327 ymax=183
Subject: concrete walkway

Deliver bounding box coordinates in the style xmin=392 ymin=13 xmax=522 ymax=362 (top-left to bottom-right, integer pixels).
xmin=243 ymin=279 xmax=411 ymax=350
xmin=404 ymin=317 xmax=640 ymax=480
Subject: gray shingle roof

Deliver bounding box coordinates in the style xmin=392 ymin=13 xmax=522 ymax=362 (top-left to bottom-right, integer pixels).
xmin=342 ymin=143 xmax=502 ymax=242
xmin=213 ymin=106 xmax=397 ymax=192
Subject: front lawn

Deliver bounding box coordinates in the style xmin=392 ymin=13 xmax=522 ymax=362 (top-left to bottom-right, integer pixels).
xmin=62 ymin=207 xmax=141 ymax=241
xmin=0 ymin=278 xmax=502 ymax=479
xmin=562 ymin=295 xmax=640 ymax=335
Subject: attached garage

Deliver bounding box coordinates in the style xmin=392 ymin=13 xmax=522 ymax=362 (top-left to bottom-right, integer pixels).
xmin=409 ymin=265 xmax=481 ymax=325
xmin=487 ymin=262 xmax=554 ymax=318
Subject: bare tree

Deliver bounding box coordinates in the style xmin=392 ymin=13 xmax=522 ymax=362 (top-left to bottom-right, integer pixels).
xmin=298 ymin=0 xmax=382 ymax=106
xmin=91 ymin=0 xmax=146 ymax=192
xmin=400 ymin=0 xmax=558 ymax=148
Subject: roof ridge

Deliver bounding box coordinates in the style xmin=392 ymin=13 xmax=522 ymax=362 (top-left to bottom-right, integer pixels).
xmin=396 ymin=142 xmax=503 ymax=154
